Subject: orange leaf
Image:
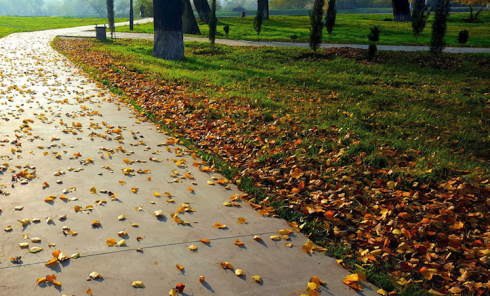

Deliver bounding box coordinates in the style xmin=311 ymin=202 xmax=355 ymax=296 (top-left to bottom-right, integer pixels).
xmin=200 ymin=238 xmax=210 ymax=244
xmin=45 ymin=258 xmax=58 ymax=266
xmin=87 ymin=288 xmax=92 ymax=295
xmin=106 ymin=238 xmax=117 ymax=246
xmin=52 ymin=249 xmax=61 ymax=258
xmin=213 ymin=222 xmax=227 ymax=229
xmin=176 ymin=264 xmax=184 ymax=271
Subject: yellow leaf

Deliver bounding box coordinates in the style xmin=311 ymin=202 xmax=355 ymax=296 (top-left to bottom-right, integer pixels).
xmin=235 ymin=269 xmax=244 ymax=276
xmin=169 ymin=288 xmax=177 ymax=296
xmin=278 ymin=229 xmax=292 ymax=235
xmin=19 ymin=242 xmax=29 ymax=248
xmin=252 ymin=275 xmax=262 ymax=283
xmin=176 ymin=264 xmax=184 ymax=271
xmin=119 ymin=181 xmax=126 ymax=185
xmin=154 ymin=192 xmax=161 ymax=197
xmin=270 ymin=235 xmax=281 ymax=241
xmin=90 ymin=187 xmax=96 ymax=194
xmin=29 ymin=246 xmax=44 ymax=253
xmin=213 ymin=222 xmax=227 ymax=229
xmin=116 ymin=239 xmax=126 ymax=247
xmin=36 ymin=277 xmax=47 ymax=284
xmin=189 ymin=245 xmax=198 ymax=251
xmin=132 ymin=281 xmax=145 ymax=288
xmin=237 ymin=217 xmax=247 ymax=224
xmin=377 ymin=289 xmax=388 ymax=295
xmin=428 ymin=289 xmax=445 ymax=296
xmin=87 ymin=288 xmax=92 ymax=295
xmin=106 ymin=238 xmax=117 ymax=246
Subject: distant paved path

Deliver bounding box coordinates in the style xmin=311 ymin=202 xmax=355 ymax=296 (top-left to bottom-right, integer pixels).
xmin=0 ymin=21 xmax=378 ymax=295
xmin=60 ymin=19 xmax=490 ymax=54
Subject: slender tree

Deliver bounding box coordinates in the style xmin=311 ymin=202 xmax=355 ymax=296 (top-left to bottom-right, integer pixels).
xmin=430 ymin=0 xmax=450 ymax=53
xmin=258 ymin=0 xmax=269 ymax=19
xmin=309 ymin=0 xmax=324 ymax=53
xmin=254 ymin=12 xmax=263 ymax=39
xmin=392 ymin=0 xmax=412 ymax=22
xmin=209 ymin=0 xmax=217 ymax=49
xmin=153 ymin=0 xmax=184 ymax=60
xmin=107 ymin=0 xmax=115 ymax=38
xmin=183 ymin=0 xmax=201 ymax=34
xmin=412 ymin=0 xmax=431 ymax=42
xmin=325 ymin=0 xmax=336 ymax=35
xmin=193 ymin=0 xmax=211 ymax=23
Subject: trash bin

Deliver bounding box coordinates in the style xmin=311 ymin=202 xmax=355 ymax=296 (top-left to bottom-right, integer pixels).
xmin=95 ymin=25 xmax=106 ymax=41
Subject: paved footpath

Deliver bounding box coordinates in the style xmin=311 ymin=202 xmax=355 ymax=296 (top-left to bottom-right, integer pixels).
xmin=0 ymin=23 xmax=378 ymax=295
xmin=63 ymin=18 xmax=490 ymax=54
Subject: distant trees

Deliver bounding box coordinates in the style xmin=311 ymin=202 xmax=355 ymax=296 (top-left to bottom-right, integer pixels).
xmin=454 ymin=0 xmax=490 ymax=22
xmin=270 ymin=0 xmax=314 ymax=9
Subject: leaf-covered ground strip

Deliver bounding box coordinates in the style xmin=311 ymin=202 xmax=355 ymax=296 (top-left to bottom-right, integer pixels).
xmin=117 ymin=12 xmax=490 ymax=47
xmin=54 ymin=38 xmax=490 ymax=295
xmin=0 ymin=16 xmax=125 ymax=38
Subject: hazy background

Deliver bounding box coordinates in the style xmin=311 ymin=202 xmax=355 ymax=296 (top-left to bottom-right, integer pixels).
xmin=0 ymin=0 xmax=394 ymax=17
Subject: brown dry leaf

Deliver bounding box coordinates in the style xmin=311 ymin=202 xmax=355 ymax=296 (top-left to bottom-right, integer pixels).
xmin=234 ymin=239 xmax=245 ymax=246
xmin=237 ymin=217 xmax=247 ymax=224
xmin=90 ymin=187 xmax=96 ymax=194
xmin=87 ymin=288 xmax=92 ymax=295
xmin=119 ymin=180 xmax=126 ymax=185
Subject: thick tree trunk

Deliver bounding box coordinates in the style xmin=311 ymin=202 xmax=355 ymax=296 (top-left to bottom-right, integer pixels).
xmin=258 ymin=0 xmax=269 ymax=19
xmin=153 ymin=0 xmax=184 ymax=60
xmin=183 ymin=0 xmax=201 ymax=34
xmin=193 ymin=0 xmax=211 ymax=23
xmin=392 ymin=0 xmax=411 ymax=22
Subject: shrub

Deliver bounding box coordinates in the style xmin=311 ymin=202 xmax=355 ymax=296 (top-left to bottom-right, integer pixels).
xmin=411 ymin=0 xmax=431 ymax=42
xmin=223 ymin=25 xmax=230 ymax=38
xmin=253 ymin=12 xmax=263 ymax=39
xmin=290 ymin=34 xmax=298 ymax=40
xmin=430 ymin=0 xmax=450 ymax=54
xmin=309 ymin=0 xmax=325 ymax=53
xmin=368 ymin=42 xmax=377 ymax=59
xmin=458 ymin=30 xmax=469 ymax=44
xmin=367 ymin=25 xmax=380 ymax=42
xmin=325 ymin=0 xmax=336 ymax=35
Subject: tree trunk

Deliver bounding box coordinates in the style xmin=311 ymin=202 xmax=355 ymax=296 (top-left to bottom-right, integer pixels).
xmin=258 ymin=0 xmax=269 ymax=19
xmin=183 ymin=0 xmax=201 ymax=34
xmin=107 ymin=0 xmax=115 ymax=38
xmin=153 ymin=0 xmax=184 ymax=60
xmin=193 ymin=0 xmax=211 ymax=23
xmin=392 ymin=0 xmax=411 ymax=22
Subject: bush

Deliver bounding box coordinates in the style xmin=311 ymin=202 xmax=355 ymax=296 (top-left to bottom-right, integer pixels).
xmin=458 ymin=30 xmax=469 ymax=44
xmin=430 ymin=0 xmax=450 ymax=54
xmin=411 ymin=0 xmax=431 ymax=42
xmin=223 ymin=25 xmax=230 ymax=38
xmin=253 ymin=13 xmax=263 ymax=39
xmin=368 ymin=42 xmax=377 ymax=59
xmin=367 ymin=25 xmax=380 ymax=42
xmin=290 ymin=34 xmax=298 ymax=40
xmin=325 ymin=0 xmax=336 ymax=35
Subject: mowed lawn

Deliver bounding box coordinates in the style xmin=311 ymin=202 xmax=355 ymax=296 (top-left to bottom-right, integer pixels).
xmin=118 ymin=12 xmax=490 ymax=47
xmin=0 ymin=16 xmax=125 ymax=38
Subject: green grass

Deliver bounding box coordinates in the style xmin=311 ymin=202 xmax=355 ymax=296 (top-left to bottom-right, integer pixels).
xmin=118 ymin=12 xmax=490 ymax=47
xmin=0 ymin=16 xmax=125 ymax=38
xmin=66 ymin=39 xmax=490 ymax=181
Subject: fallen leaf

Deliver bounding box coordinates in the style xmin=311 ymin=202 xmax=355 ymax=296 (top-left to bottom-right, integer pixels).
xmin=132 ymin=281 xmax=145 ymax=288
xmin=106 ymin=238 xmax=117 ymax=246
xmin=213 ymin=222 xmax=227 ymax=229
xmin=237 ymin=217 xmax=247 ymax=224
xmin=252 ymin=275 xmax=262 ymax=283
xmin=90 ymin=187 xmax=96 ymax=194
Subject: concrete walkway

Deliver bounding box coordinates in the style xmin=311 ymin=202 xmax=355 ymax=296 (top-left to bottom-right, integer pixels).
xmin=0 ymin=23 xmax=378 ymax=295
xmin=60 ymin=19 xmax=490 ymax=54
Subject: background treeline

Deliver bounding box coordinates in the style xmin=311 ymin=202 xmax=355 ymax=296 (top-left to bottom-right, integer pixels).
xmin=0 ymin=0 xmax=478 ymax=17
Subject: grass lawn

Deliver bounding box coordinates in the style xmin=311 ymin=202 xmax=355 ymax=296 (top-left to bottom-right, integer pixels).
xmin=55 ymin=38 xmax=490 ymax=295
xmin=0 ymin=16 xmax=125 ymax=38
xmin=118 ymin=12 xmax=490 ymax=47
